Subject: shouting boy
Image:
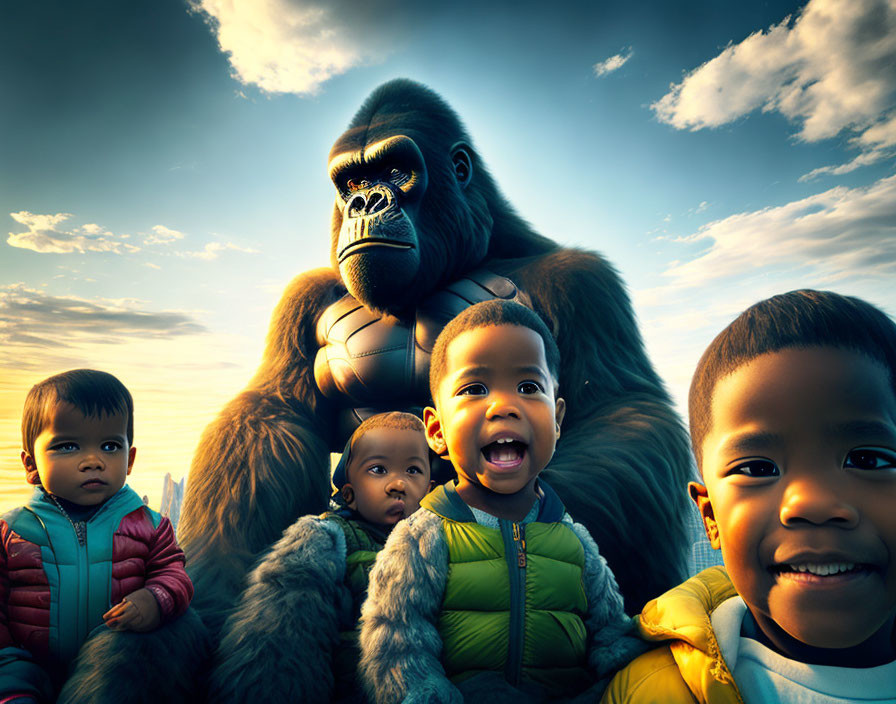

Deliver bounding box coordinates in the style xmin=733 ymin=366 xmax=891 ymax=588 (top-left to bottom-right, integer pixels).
xmin=360 ymin=299 xmax=642 ymax=703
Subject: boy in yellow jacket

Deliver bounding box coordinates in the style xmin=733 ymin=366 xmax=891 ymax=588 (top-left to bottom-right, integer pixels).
xmin=603 ymin=290 xmax=896 ymax=703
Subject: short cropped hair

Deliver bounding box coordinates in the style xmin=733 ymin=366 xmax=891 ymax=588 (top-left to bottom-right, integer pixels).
xmin=331 ymin=411 xmax=427 ymax=490
xmin=22 ymin=369 xmax=134 ymax=456
xmin=429 ymin=299 xmax=561 ymax=401
xmin=689 ymin=289 xmax=896 ymax=469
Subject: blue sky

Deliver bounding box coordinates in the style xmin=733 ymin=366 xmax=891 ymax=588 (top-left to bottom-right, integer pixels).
xmin=2 ymin=0 xmax=894 ymax=510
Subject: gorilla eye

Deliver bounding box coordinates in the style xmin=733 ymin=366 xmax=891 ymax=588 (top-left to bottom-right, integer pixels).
xmin=346 ymin=178 xmax=369 ymax=192
xmin=386 ymin=167 xmax=411 ymax=188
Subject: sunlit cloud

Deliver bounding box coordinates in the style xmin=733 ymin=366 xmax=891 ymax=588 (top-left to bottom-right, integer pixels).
xmin=145 ymin=224 xmax=186 ymax=245
xmin=659 ymin=173 xmax=896 ymax=288
xmin=7 ymin=212 xmax=140 ymax=255
xmin=800 ymin=110 xmax=896 ymax=180
xmin=634 ymin=175 xmax=896 ymax=412
xmin=593 ymin=48 xmax=633 ymax=77
xmin=0 ymin=284 xmax=206 ymax=361
xmin=652 ymin=0 xmax=896 ymax=174
xmin=177 ymin=241 xmax=259 ymax=260
xmin=188 ymin=0 xmax=426 ymax=95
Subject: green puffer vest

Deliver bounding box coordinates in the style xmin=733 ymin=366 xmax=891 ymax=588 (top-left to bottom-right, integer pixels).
xmin=420 ymin=481 xmax=592 ymax=698
xmin=323 ymin=510 xmax=388 ymax=703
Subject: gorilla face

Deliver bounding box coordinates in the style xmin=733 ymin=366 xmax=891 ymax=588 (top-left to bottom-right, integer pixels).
xmin=329 ymin=135 xmax=428 ymax=308
xmin=328 ymin=80 xmax=493 ymax=314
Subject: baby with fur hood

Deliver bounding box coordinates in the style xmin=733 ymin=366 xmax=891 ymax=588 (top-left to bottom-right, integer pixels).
xmin=210 ymin=411 xmax=433 ymax=702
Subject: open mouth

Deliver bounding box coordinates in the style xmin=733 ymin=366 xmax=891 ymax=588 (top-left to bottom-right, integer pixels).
xmin=337 ymin=238 xmax=413 ymax=262
xmin=482 ymin=437 xmax=527 ymax=468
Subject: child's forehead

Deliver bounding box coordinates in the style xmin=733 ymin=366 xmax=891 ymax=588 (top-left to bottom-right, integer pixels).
xmin=41 ymin=399 xmax=128 ymax=432
xmin=705 ymin=347 xmax=896 ymax=452
xmin=349 ymin=426 xmax=429 ymax=464
xmin=445 ymin=324 xmax=548 ymax=367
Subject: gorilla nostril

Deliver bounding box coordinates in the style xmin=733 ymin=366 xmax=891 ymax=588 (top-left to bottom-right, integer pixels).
xmin=347 ymin=193 xmax=366 ymax=218
xmin=366 ymin=192 xmax=383 ymax=214
xmin=366 ymin=190 xmax=392 ymax=215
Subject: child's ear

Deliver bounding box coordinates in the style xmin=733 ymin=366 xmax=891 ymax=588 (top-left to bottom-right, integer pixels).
xmin=21 ymin=451 xmax=41 ymax=486
xmin=127 ymin=446 xmax=136 ymax=475
xmin=554 ymin=397 xmax=566 ymax=437
xmin=341 ymin=485 xmax=356 ymax=509
xmin=423 ymin=406 xmax=447 ymax=456
xmin=689 ymin=482 xmax=720 ymax=550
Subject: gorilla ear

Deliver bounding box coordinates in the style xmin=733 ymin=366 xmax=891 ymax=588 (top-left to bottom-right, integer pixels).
xmin=450 ymin=142 xmax=473 ymax=190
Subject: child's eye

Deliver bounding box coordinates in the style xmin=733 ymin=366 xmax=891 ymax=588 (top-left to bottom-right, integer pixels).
xmin=406 ymin=465 xmax=423 ymax=475
xmin=728 ymin=460 xmax=779 ymax=478
xmin=52 ymin=442 xmax=79 ymax=453
xmin=101 ymin=441 xmax=122 ymax=452
xmin=366 ymin=465 xmax=387 ymax=475
xmin=518 ymin=380 xmax=543 ymax=395
xmin=457 ymin=383 xmax=487 ymax=396
xmin=844 ymin=447 xmax=896 ymax=471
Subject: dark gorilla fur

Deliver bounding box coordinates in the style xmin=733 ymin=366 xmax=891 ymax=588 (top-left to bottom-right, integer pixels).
xmin=57 ymin=609 xmax=210 ymax=704
xmin=179 ymin=79 xmax=694 ymax=637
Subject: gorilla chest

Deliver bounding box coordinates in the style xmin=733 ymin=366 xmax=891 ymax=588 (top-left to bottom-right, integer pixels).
xmin=314 ymin=270 xmax=518 ymax=440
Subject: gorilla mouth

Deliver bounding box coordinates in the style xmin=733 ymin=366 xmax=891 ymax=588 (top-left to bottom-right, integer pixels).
xmin=338 ymin=238 xmax=415 ymax=262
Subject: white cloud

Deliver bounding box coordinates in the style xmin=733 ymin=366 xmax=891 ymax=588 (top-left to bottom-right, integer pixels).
xmin=652 ymin=0 xmax=896 ymax=167
xmin=799 ymin=146 xmax=894 ymax=180
xmin=145 ymin=225 xmax=186 ymax=245
xmin=0 ymin=284 xmax=207 ymax=356
xmin=178 ymin=241 xmax=259 ymax=260
xmin=634 ymin=174 xmax=896 ymax=413
xmin=800 ymin=110 xmax=896 ymax=180
xmin=593 ymin=48 xmax=633 ymax=77
xmin=188 ymin=0 xmax=412 ymax=95
xmin=661 ymin=173 xmax=896 ymax=287
xmin=7 ymin=212 xmax=140 ymax=255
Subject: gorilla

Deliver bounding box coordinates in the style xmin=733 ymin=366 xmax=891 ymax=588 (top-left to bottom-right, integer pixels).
xmin=178 ymin=79 xmax=694 ymax=636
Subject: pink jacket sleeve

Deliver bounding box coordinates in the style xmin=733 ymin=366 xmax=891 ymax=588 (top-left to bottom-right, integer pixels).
xmin=142 ymin=517 xmax=193 ymax=623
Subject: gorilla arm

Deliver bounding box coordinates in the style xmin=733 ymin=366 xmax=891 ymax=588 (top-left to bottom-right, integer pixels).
xmin=502 ymin=248 xmax=694 ymax=614
xmin=177 ymin=267 xmax=342 ymax=635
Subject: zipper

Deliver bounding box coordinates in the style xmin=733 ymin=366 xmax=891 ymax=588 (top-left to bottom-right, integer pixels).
xmin=502 ymin=520 xmax=527 ymax=686
xmin=48 ymin=494 xmax=89 ymax=647
xmin=48 ymin=494 xmax=87 ymax=546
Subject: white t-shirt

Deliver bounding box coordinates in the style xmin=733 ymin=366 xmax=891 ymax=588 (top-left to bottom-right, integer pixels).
xmin=711 ymin=596 xmax=896 ymax=704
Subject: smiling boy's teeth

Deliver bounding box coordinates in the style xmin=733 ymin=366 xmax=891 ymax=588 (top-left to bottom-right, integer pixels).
xmin=786 ymin=562 xmax=856 ymax=575
xmin=496 ymin=438 xmax=513 ymax=444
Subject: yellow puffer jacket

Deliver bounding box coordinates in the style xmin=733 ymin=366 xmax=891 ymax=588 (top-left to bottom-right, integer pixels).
xmin=601 ymin=566 xmax=743 ymax=704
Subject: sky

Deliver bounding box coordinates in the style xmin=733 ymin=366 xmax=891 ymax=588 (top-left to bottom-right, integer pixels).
xmin=1 ymin=0 xmax=894 ymax=512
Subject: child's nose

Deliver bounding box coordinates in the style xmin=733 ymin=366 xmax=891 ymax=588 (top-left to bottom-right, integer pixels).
xmin=387 ymin=478 xmax=407 ymax=494
xmin=485 ymin=392 xmax=520 ymax=420
xmin=779 ymin=478 xmax=859 ymax=528
xmin=79 ymin=452 xmax=105 ymax=471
